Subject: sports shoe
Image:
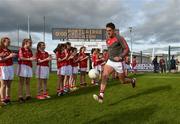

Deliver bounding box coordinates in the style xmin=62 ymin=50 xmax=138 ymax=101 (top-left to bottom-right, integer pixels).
xmin=5 ymin=99 xmax=11 ymax=104
xmin=64 ymin=88 xmax=70 ymax=93
xmin=0 ymin=102 xmax=6 ymax=107
xmin=36 ymin=95 xmax=45 ymax=100
xmin=73 ymin=87 xmax=78 ymax=90
xmin=25 ymin=96 xmax=32 ymax=101
xmin=1 ymin=100 xmax=7 ymax=106
xmin=131 ymin=78 xmax=136 ymax=88
xmin=95 ymin=83 xmax=99 ymax=86
xmin=18 ymin=97 xmax=25 ymax=103
xmin=58 ymin=92 xmax=64 ymax=96
xmin=93 ymin=94 xmax=103 ymax=103
xmin=44 ymin=94 xmax=51 ymax=99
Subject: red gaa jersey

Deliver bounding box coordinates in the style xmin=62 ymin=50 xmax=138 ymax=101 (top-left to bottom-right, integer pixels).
xmin=36 ymin=51 xmax=49 ymax=67
xmin=79 ymin=52 xmax=87 ymax=68
xmin=0 ymin=48 xmax=13 ymax=66
xmin=92 ymin=53 xmax=98 ymax=67
xmin=56 ymin=51 xmax=67 ymax=68
xmin=72 ymin=54 xmax=79 ymax=67
xmin=18 ymin=48 xmax=33 ymax=67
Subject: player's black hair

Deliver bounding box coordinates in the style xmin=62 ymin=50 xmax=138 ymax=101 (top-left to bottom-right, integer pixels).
xmin=66 ymin=42 xmax=71 ymax=46
xmin=53 ymin=43 xmax=67 ymax=53
xmin=72 ymin=47 xmax=77 ymax=52
xmin=106 ymin=22 xmax=115 ymax=30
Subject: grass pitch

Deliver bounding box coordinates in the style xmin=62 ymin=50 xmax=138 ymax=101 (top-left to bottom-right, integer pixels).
xmin=0 ymin=73 xmax=180 ymax=124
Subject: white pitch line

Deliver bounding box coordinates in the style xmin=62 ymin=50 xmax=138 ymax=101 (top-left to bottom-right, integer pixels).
xmin=141 ymin=76 xmax=180 ymax=79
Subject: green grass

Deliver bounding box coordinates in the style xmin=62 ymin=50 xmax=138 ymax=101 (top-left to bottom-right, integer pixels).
xmin=0 ymin=72 xmax=180 ymax=124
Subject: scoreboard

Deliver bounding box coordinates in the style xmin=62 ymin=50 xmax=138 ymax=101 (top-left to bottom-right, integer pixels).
xmin=52 ymin=28 xmax=119 ymax=40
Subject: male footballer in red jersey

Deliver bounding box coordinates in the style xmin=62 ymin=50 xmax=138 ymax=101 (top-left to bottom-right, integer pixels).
xmin=93 ymin=22 xmax=136 ymax=103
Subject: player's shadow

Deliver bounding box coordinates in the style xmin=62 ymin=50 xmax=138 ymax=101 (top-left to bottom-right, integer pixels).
xmin=69 ymin=82 xmax=119 ymax=97
xmin=7 ymin=81 xmax=120 ymax=106
xmin=85 ymin=104 xmax=158 ymax=124
xmin=109 ymin=85 xmax=172 ymax=106
xmin=128 ymin=73 xmax=146 ymax=78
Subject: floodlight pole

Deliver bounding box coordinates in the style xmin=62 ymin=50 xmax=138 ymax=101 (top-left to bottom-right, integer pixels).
xmin=17 ymin=24 xmax=20 ymax=47
xmin=27 ymin=16 xmax=30 ymax=38
xmin=43 ymin=16 xmax=46 ymax=42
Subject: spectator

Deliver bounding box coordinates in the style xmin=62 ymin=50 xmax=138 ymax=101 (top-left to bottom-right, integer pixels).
xmin=159 ymin=57 xmax=166 ymax=73
xmin=170 ymin=55 xmax=176 ymax=73
xmin=152 ymin=56 xmax=159 ymax=73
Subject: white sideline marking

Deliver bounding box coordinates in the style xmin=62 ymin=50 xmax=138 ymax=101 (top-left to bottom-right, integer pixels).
xmin=142 ymin=76 xmax=180 ymax=79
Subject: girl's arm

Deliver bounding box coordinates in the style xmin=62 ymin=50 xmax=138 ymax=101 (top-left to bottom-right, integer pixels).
xmin=0 ymin=53 xmax=17 ymax=61
xmin=19 ymin=49 xmax=35 ymax=61
xmin=74 ymin=58 xmax=80 ymax=63
xmin=38 ymin=56 xmax=52 ymax=63
xmin=79 ymin=56 xmax=88 ymax=61
xmin=57 ymin=56 xmax=67 ymax=62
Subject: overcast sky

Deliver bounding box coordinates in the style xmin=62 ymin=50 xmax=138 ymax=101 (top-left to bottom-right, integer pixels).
xmin=0 ymin=0 xmax=180 ymax=53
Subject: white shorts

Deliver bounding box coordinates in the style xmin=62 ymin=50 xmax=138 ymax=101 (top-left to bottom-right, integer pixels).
xmin=126 ymin=64 xmax=131 ymax=70
xmin=72 ymin=66 xmax=79 ymax=74
xmin=123 ymin=63 xmax=131 ymax=70
xmin=0 ymin=65 xmax=14 ymax=80
xmin=36 ymin=66 xmax=49 ymax=79
xmin=17 ymin=64 xmax=33 ymax=78
xmin=132 ymin=66 xmax=137 ymax=70
xmin=106 ymin=59 xmax=124 ymax=74
xmin=66 ymin=65 xmax=72 ymax=76
xmin=94 ymin=65 xmax=102 ymax=72
xmin=80 ymin=68 xmax=87 ymax=72
xmin=57 ymin=66 xmax=66 ymax=76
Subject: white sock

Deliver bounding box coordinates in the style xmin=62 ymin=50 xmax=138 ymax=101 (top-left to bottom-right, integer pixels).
xmin=100 ymin=93 xmax=104 ymax=98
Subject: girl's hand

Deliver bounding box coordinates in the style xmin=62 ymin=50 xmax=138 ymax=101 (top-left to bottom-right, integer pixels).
xmin=101 ymin=58 xmax=105 ymax=61
xmin=79 ymin=56 xmax=83 ymax=60
xmin=29 ymin=57 xmax=36 ymax=61
xmin=9 ymin=53 xmax=17 ymax=58
xmin=69 ymin=55 xmax=74 ymax=59
xmin=48 ymin=56 xmax=53 ymax=61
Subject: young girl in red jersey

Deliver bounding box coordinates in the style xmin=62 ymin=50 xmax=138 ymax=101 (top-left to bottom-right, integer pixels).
xmin=54 ymin=44 xmax=68 ymax=96
xmin=124 ymin=56 xmax=130 ymax=77
xmin=79 ymin=46 xmax=88 ymax=86
xmin=64 ymin=45 xmax=73 ymax=93
xmin=91 ymin=48 xmax=99 ymax=85
xmin=131 ymin=56 xmax=137 ymax=74
xmin=97 ymin=52 xmax=104 ymax=80
xmin=67 ymin=47 xmax=75 ymax=90
xmin=0 ymin=37 xmax=16 ymax=105
xmin=36 ymin=42 xmax=52 ymax=100
xmin=70 ymin=47 xmax=79 ymax=90
xmin=17 ymin=39 xmax=35 ymax=103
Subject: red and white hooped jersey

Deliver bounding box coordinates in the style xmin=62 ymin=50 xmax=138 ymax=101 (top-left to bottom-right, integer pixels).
xmin=106 ymin=35 xmax=129 ymax=61
xmin=79 ymin=52 xmax=88 ymax=68
xmin=36 ymin=51 xmax=49 ymax=67
xmin=18 ymin=47 xmax=33 ymax=67
xmin=56 ymin=51 xmax=67 ymax=68
xmin=0 ymin=48 xmax=13 ymax=66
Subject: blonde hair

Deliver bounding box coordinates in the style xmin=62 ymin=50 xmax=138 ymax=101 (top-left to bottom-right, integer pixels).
xmin=0 ymin=37 xmax=10 ymax=49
